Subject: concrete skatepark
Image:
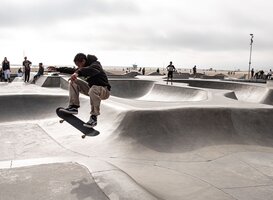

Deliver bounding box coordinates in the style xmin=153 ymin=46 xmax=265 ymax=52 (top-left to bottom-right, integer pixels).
xmin=1 ymin=74 xmax=273 ymax=200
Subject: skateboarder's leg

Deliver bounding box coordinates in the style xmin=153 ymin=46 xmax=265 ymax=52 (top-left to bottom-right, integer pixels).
xmin=61 ymin=79 xmax=90 ymax=114
xmin=88 ymin=85 xmax=102 ymax=116
xmin=167 ymin=71 xmax=171 ymax=84
xmin=69 ymin=79 xmax=90 ymax=106
xmin=84 ymin=85 xmax=110 ymax=127
xmin=89 ymin=85 xmax=110 ymax=115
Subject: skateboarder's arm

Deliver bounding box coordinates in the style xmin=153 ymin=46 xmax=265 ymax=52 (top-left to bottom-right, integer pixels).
xmin=77 ymin=65 xmax=100 ymax=77
xmin=56 ymin=67 xmax=77 ymax=74
xmin=58 ymin=67 xmax=77 ymax=74
xmin=70 ymin=66 xmax=100 ymax=81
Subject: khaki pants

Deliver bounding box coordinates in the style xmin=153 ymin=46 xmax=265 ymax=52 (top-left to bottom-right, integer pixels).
xmin=69 ymin=79 xmax=110 ymax=116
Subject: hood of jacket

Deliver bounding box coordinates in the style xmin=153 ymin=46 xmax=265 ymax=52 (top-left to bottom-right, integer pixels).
xmin=86 ymin=54 xmax=98 ymax=66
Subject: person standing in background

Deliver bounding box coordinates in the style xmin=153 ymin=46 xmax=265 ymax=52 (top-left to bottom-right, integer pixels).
xmin=166 ymin=61 xmax=176 ymax=85
xmin=2 ymin=57 xmax=11 ymax=82
xmin=251 ymin=68 xmax=254 ymax=78
xmin=267 ymin=69 xmax=272 ymax=80
xmin=142 ymin=67 xmax=145 ymax=75
xmin=22 ymin=56 xmax=32 ymax=82
xmin=193 ymin=65 xmax=197 ymax=78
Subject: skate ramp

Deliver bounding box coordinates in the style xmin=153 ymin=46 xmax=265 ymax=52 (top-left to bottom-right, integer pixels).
xmin=0 ymin=92 xmax=159 ymax=199
xmin=139 ymin=84 xmax=207 ymax=101
xmin=109 ymin=79 xmax=208 ymax=101
xmin=35 ymin=76 xmax=61 ymax=87
xmin=32 ymin=77 xmax=208 ymax=102
xmin=260 ymin=88 xmax=273 ymax=105
xmin=173 ymin=79 xmax=272 ymax=104
xmin=0 ymin=94 xmax=68 ymax=122
xmin=112 ymin=108 xmax=273 ymax=153
xmin=109 ymin=79 xmax=154 ymax=98
xmin=2 ymin=79 xmax=273 ymax=200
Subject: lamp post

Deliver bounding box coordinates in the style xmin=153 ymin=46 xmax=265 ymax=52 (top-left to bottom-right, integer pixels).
xmin=248 ymin=34 xmax=254 ymax=79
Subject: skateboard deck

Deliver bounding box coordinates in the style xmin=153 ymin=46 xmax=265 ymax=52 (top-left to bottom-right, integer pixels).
xmin=56 ymin=107 xmax=100 ymax=138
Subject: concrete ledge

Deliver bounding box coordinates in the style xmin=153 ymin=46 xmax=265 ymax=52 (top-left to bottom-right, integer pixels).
xmin=174 ymin=73 xmax=190 ymax=79
xmin=267 ymin=80 xmax=273 ymax=87
xmin=33 ymin=75 xmax=71 ymax=88
xmin=35 ymin=75 xmax=61 ymax=87
xmin=201 ymin=74 xmax=225 ymax=79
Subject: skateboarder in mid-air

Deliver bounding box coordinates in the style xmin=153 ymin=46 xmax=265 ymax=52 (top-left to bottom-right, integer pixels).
xmin=48 ymin=53 xmax=111 ymax=128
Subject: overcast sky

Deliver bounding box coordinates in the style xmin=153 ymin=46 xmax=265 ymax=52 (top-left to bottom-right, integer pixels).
xmin=0 ymin=0 xmax=273 ymax=70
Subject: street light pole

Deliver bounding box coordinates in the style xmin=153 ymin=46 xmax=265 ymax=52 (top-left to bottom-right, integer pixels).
xmin=248 ymin=34 xmax=254 ymax=79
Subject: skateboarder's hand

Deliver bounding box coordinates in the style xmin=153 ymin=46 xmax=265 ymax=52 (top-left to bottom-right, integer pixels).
xmin=70 ymin=73 xmax=78 ymax=82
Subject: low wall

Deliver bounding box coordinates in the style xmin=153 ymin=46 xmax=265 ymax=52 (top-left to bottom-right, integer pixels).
xmin=267 ymin=80 xmax=273 ymax=87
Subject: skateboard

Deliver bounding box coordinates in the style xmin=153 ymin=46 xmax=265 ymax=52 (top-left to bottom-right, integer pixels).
xmin=56 ymin=107 xmax=100 ymax=139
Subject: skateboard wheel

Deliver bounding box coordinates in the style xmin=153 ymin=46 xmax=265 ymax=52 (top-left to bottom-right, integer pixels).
xmin=82 ymin=135 xmax=86 ymax=139
xmin=59 ymin=119 xmax=64 ymax=123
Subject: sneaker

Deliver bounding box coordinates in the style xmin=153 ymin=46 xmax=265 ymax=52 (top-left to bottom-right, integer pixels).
xmin=84 ymin=115 xmax=97 ymax=128
xmin=59 ymin=105 xmax=78 ymax=114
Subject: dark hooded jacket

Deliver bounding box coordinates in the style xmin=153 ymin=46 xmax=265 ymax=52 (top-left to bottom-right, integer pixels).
xmin=57 ymin=55 xmax=111 ymax=91
xmin=2 ymin=61 xmax=10 ymax=71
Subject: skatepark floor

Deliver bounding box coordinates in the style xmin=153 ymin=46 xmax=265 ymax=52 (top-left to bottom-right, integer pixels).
xmin=1 ymin=77 xmax=273 ymax=200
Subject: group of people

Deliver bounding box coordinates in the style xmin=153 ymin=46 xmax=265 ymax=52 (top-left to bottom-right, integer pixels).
xmin=22 ymin=56 xmax=45 ymax=83
xmin=251 ymin=68 xmax=272 ymax=80
xmin=0 ymin=56 xmax=44 ymax=83
xmin=138 ymin=67 xmax=146 ymax=75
